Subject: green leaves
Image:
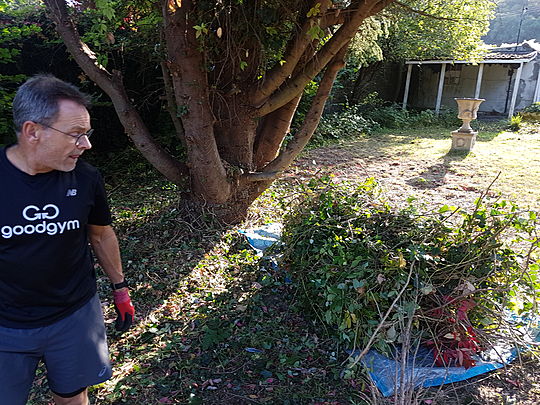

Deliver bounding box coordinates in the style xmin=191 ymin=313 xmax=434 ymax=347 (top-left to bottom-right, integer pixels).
xmin=282 ymin=177 xmax=540 ymax=354
xmin=201 ymin=319 xmax=232 ymax=350
xmin=307 ymin=25 xmax=325 ymax=41
xmin=95 ymin=0 xmax=115 ymax=21
xmin=0 ymin=3 xmax=42 ymax=141
xmin=438 ymin=204 xmax=458 ymax=214
xmin=388 ymin=0 xmax=497 ymax=60
xmin=193 ymin=23 xmax=209 ymax=39
xmin=306 ymin=3 xmax=321 ymax=18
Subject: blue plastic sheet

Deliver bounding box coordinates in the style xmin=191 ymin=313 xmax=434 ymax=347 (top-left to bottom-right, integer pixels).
xmin=239 ymin=223 xmax=291 ymax=283
xmin=352 ymin=341 xmax=517 ymax=396
xmin=240 ymin=224 xmax=539 ymax=397
xmin=351 ymin=314 xmax=539 ymax=396
xmin=238 ymin=223 xmax=282 ymax=256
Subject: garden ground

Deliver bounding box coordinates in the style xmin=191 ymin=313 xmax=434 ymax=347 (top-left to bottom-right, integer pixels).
xmin=293 ymin=122 xmax=540 ymax=214
xmin=29 ymin=121 xmax=539 ymax=404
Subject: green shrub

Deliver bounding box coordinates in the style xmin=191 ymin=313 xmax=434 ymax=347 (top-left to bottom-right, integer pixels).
xmin=310 ymin=107 xmax=379 ymax=146
xmin=281 ymin=177 xmax=539 ymax=359
xmin=522 ymin=102 xmax=540 ymax=113
xmin=305 ymin=93 xmax=473 ymax=147
xmin=363 ymin=105 xmax=410 ymax=128
xmin=508 ymin=114 xmax=523 ymax=131
xmin=431 ymin=108 xmax=462 ymax=128
xmin=357 ymin=93 xmax=461 ymax=129
xmin=409 ymin=109 xmax=438 ymax=127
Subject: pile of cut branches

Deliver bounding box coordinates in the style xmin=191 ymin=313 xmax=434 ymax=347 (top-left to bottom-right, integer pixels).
xmin=281 ymin=177 xmax=539 ymax=368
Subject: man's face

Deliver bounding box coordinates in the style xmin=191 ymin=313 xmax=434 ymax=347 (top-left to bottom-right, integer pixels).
xmin=34 ymin=99 xmax=92 ymax=173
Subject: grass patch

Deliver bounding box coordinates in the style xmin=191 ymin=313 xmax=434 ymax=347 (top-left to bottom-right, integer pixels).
xmin=300 ymin=121 xmax=540 ymax=212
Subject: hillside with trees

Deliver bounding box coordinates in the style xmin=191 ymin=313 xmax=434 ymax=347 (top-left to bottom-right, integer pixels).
xmin=483 ymin=0 xmax=540 ymax=45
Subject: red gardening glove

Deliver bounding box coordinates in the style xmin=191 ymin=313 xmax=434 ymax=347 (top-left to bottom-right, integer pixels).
xmin=113 ymin=289 xmax=135 ymax=332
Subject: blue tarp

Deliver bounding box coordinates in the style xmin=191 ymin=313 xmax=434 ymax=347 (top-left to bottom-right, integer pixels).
xmin=238 ymin=223 xmax=283 ymax=256
xmin=240 ymin=224 xmax=540 ymax=397
xmin=352 ymin=330 xmax=538 ymax=397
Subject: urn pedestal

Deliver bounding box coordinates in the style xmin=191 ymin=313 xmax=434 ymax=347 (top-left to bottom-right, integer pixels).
xmin=451 ymin=98 xmax=485 ymax=151
xmin=451 ymin=131 xmax=476 ymax=150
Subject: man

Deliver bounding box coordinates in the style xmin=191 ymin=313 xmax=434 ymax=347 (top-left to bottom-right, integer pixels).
xmin=0 ymin=74 xmax=135 ymax=405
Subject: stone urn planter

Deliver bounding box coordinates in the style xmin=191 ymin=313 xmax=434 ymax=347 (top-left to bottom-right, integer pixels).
xmin=452 ymin=98 xmax=485 ymax=151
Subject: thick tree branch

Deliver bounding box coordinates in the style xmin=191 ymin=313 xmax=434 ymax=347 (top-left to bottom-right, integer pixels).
xmin=162 ymin=0 xmax=231 ymax=203
xmin=251 ymin=43 xmax=349 ymax=178
xmin=250 ymin=0 xmax=333 ymax=107
xmin=253 ymin=35 xmax=321 ymax=170
xmin=321 ymin=7 xmax=346 ymax=28
xmin=43 ymin=0 xmax=188 ymax=183
xmin=243 ymin=171 xmax=281 ymax=182
xmin=253 ymin=94 xmax=302 ymax=170
xmin=256 ymin=0 xmax=394 ymax=117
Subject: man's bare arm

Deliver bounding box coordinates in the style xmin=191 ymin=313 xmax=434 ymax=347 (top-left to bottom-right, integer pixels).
xmin=88 ymin=224 xmax=125 ymax=285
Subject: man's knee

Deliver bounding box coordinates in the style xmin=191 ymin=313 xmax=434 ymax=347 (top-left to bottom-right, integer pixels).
xmin=51 ymin=387 xmax=88 ymax=405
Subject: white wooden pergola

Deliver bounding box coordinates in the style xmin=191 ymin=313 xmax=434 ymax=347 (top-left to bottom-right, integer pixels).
xmin=402 ymin=54 xmax=540 ymax=118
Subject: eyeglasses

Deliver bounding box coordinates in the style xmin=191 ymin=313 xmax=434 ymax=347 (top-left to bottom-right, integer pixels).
xmin=37 ymin=122 xmax=94 ymax=145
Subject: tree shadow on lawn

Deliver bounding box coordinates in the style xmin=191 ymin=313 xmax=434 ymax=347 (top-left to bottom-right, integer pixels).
xmin=370 ymin=122 xmax=502 ymax=144
xmin=93 ymin=229 xmax=379 ymax=404
xmin=28 ymin=199 xmax=373 ymax=404
xmin=300 ymin=125 xmax=503 ymax=173
xmin=405 ymin=149 xmax=471 ymax=190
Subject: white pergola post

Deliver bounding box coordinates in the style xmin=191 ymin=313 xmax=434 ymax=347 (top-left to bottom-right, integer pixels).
xmin=435 ymin=63 xmax=447 ymax=115
xmin=474 ymin=63 xmax=484 ymax=98
xmin=508 ymin=63 xmax=523 ymax=118
xmin=534 ymin=63 xmax=540 ymax=102
xmin=402 ymin=64 xmax=413 ymax=110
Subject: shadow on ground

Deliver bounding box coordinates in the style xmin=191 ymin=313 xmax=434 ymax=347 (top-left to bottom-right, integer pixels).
xmin=405 ymin=149 xmax=471 ymax=189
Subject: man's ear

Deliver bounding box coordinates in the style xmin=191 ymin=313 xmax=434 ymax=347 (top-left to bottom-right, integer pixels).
xmin=20 ymin=121 xmax=41 ymax=144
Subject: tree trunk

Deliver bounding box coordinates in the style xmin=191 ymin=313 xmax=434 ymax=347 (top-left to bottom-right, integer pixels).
xmin=254 ymin=95 xmax=302 ymax=170
xmin=162 ymin=0 xmax=231 ymax=203
xmin=214 ymin=106 xmax=258 ymax=170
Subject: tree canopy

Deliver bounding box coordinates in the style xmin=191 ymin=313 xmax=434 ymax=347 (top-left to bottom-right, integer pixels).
xmin=384 ymin=0 xmax=496 ymax=61
xmin=26 ymin=0 xmax=497 ymax=221
xmin=0 ymin=0 xmax=43 ymax=140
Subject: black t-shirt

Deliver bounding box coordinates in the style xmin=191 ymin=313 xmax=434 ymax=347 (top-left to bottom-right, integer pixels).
xmin=0 ymin=146 xmax=112 ymax=328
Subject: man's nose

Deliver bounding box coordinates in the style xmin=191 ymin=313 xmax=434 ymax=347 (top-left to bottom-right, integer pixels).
xmin=76 ymin=135 xmax=92 ymax=150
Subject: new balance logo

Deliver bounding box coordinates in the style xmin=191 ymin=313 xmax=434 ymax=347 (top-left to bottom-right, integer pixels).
xmin=98 ymin=365 xmax=108 ymax=377
xmin=66 ymin=189 xmax=77 ymax=197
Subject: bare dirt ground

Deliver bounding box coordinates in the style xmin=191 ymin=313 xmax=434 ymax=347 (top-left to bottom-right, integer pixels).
xmin=288 ymin=123 xmax=540 ymax=404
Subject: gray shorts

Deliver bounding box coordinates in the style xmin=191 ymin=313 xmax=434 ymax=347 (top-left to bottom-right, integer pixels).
xmin=0 ymin=294 xmax=112 ymax=405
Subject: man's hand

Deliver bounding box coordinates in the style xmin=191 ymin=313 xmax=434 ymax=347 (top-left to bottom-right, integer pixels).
xmin=113 ymin=289 xmax=135 ymax=332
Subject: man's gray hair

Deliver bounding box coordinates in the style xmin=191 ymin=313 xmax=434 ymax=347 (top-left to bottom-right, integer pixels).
xmin=12 ymin=74 xmax=91 ymax=135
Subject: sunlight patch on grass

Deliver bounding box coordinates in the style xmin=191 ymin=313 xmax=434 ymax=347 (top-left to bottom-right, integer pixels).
xmin=335 ymin=124 xmax=540 ymax=211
